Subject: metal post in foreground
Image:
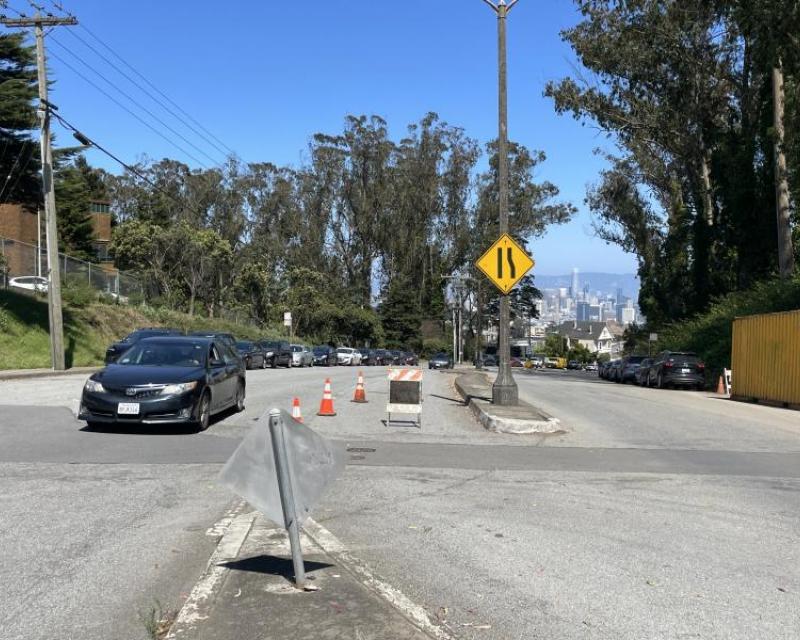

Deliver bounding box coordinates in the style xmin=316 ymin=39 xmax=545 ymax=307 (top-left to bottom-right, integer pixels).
xmin=482 ymin=0 xmax=520 ymax=405
xmin=268 ymin=409 xmax=306 ymax=589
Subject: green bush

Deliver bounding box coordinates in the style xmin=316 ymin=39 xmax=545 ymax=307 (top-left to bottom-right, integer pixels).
xmin=421 ymin=337 xmax=450 ymax=358
xmin=62 ymin=275 xmax=98 ymax=308
xmin=657 ymin=276 xmax=800 ymax=382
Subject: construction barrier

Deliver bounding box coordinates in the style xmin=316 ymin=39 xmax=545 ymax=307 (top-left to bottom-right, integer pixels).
xmin=386 ymin=368 xmax=422 ymax=427
xmin=352 ymin=371 xmax=368 ymax=403
xmin=317 ymin=378 xmax=337 ymax=416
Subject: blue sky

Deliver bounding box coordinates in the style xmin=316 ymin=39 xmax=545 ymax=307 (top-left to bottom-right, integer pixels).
xmin=26 ymin=0 xmax=637 ymax=276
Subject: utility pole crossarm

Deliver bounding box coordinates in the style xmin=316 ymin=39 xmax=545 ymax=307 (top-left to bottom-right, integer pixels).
xmin=0 ymin=16 xmax=77 ymax=26
xmin=480 ymin=0 xmax=499 ymax=13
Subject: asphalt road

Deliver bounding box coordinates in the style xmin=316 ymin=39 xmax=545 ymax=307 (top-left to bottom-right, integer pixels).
xmin=2 ymin=364 xmax=799 ymax=639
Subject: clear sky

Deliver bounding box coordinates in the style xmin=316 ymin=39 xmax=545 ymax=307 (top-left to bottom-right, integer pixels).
xmin=24 ymin=0 xmax=638 ymax=276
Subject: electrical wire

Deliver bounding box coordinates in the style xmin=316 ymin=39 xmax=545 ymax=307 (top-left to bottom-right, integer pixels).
xmin=62 ymin=27 xmax=232 ymax=159
xmin=2 ymin=140 xmax=36 ymax=203
xmin=48 ymin=37 xmax=225 ymax=168
xmin=46 ymin=47 xmax=212 ymax=168
xmin=50 ymin=109 xmax=207 ymax=221
xmin=0 ymin=138 xmax=34 ymax=203
xmin=42 ymin=0 xmax=237 ymax=158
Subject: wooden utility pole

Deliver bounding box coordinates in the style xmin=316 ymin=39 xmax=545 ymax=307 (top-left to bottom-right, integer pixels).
xmin=1 ymin=13 xmax=77 ymax=370
xmin=482 ymin=0 xmax=520 ymax=405
xmin=772 ymin=60 xmax=796 ymax=279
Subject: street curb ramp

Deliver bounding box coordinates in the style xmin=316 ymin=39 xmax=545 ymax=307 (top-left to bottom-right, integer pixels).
xmin=454 ymin=371 xmax=562 ymax=435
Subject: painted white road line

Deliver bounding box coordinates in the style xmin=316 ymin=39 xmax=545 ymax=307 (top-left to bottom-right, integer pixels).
xmin=303 ymin=517 xmax=457 ymax=640
xmin=165 ymin=509 xmax=256 ymax=640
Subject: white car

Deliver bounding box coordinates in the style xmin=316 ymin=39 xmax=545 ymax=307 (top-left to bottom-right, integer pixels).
xmin=290 ymin=344 xmax=314 ymax=367
xmin=9 ymin=275 xmax=48 ymax=293
xmin=336 ymin=347 xmax=362 ymax=366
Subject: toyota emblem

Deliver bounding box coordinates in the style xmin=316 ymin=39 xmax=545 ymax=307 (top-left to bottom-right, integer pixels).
xmin=126 ymin=388 xmax=137 ymax=397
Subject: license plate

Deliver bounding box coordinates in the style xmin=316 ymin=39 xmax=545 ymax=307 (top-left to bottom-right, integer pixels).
xmin=118 ymin=402 xmax=140 ymax=415
xmin=681 ymin=368 xmax=691 ymax=373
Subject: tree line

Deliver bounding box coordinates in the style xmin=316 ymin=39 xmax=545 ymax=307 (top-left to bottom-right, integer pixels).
xmin=547 ymin=0 xmax=799 ymax=327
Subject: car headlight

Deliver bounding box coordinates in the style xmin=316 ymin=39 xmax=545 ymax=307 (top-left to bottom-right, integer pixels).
xmin=84 ymin=379 xmax=106 ymax=393
xmin=160 ymin=381 xmax=198 ymax=395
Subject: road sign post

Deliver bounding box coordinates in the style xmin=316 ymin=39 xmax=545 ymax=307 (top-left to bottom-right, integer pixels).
xmin=218 ymin=407 xmax=346 ymax=590
xmin=268 ymin=409 xmax=306 ymax=589
xmin=475 ymin=232 xmax=535 ymax=406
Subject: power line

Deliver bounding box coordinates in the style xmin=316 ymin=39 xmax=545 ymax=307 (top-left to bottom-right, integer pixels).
xmin=51 ymin=109 xmax=207 ymax=221
xmin=1 ymin=140 xmax=35 ymax=203
xmin=41 ymin=0 xmax=237 ymax=158
xmin=61 ymin=27 xmax=232 ymax=159
xmin=46 ymin=46 xmax=213 ymax=168
xmin=0 ymin=139 xmax=32 ymax=202
xmin=48 ymin=36 xmax=226 ymax=167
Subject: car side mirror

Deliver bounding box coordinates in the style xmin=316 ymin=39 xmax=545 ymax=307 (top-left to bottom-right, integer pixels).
xmin=209 ymin=358 xmax=225 ymax=368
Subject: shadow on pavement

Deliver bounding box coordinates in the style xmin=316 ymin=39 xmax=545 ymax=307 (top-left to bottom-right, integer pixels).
xmin=428 ymin=393 xmax=465 ymax=405
xmin=221 ymin=554 xmax=332 ymax=579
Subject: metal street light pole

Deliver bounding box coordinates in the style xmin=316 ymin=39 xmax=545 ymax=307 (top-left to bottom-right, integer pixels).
xmin=482 ymin=0 xmax=519 ymax=405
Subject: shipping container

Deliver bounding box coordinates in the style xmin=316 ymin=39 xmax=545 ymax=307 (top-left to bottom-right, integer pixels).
xmin=731 ymin=309 xmax=800 ymax=407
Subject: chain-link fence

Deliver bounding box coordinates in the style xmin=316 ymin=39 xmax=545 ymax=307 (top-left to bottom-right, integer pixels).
xmin=0 ymin=236 xmax=142 ymax=300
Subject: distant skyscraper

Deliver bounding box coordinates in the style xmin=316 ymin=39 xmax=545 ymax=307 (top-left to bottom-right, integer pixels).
xmin=616 ymin=287 xmax=624 ymax=305
xmin=571 ymin=268 xmax=580 ymax=299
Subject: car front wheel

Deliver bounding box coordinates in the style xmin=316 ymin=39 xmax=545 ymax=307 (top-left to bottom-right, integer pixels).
xmin=196 ymin=393 xmax=211 ymax=432
xmin=235 ymin=381 xmax=245 ymax=412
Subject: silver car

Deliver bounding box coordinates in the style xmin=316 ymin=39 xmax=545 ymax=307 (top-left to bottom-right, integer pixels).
xmin=290 ymin=344 xmax=314 ymax=367
xmin=336 ymin=347 xmax=362 ymax=366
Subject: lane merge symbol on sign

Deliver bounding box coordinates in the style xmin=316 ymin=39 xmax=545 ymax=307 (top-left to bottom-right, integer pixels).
xmin=476 ymin=233 xmax=535 ymax=294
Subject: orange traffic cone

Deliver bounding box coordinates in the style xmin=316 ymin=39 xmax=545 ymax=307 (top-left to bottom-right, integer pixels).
xmin=291 ymin=397 xmax=303 ymax=423
xmin=352 ymin=371 xmax=368 ymax=403
xmin=317 ymin=378 xmax=337 ymax=416
xmin=716 ymin=375 xmax=726 ymax=395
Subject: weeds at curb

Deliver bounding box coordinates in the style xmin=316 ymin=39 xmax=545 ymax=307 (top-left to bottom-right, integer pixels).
xmin=138 ymin=600 xmax=177 ymax=640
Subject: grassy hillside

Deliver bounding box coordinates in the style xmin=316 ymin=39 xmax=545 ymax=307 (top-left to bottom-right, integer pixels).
xmin=0 ymin=289 xmax=281 ymax=370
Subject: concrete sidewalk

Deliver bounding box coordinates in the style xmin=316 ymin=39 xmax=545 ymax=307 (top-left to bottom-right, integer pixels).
xmin=166 ymin=511 xmax=446 ymax=640
xmin=454 ymin=371 xmax=561 ymax=434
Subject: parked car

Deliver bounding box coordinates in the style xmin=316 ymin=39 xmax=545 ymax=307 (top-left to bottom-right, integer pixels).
xmin=372 ymin=349 xmax=392 ymax=366
xmin=189 ymin=331 xmax=237 ymax=352
xmin=236 ymin=340 xmax=266 ymax=370
xmin=510 ymin=356 xmax=524 ymax=367
xmin=429 ymin=352 xmax=454 ymax=370
xmin=585 ymin=362 xmax=598 ymax=372
xmin=403 ymin=352 xmax=419 ymax=366
xmin=606 ymin=359 xmax=623 ymax=382
xmin=618 ymin=355 xmax=647 ymax=383
xmin=483 ymin=354 xmax=498 ymax=367
xmin=312 ymin=345 xmax=337 ymax=366
xmin=105 ymin=327 xmax=183 ymax=364
xmin=567 ymin=360 xmax=582 ymax=370
xmin=389 ymin=350 xmax=405 ymax=365
xmin=79 ymin=336 xmax=245 ymax=431
xmin=290 ymin=344 xmax=314 ymax=367
xmin=358 ymin=348 xmax=378 ymax=366
xmin=649 ymin=351 xmax=706 ymax=390
xmin=635 ymin=358 xmax=653 ymax=386
xmin=9 ymin=275 xmax=48 ymax=293
xmin=258 ymin=340 xmax=293 ymax=368
xmin=336 ymin=347 xmax=362 ymax=366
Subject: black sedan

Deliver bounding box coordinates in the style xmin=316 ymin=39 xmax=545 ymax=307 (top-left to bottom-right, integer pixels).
xmin=79 ymin=336 xmax=246 ymax=431
xmin=104 ymin=327 xmax=182 ymax=364
xmin=312 ymin=345 xmax=337 ymax=366
xmin=429 ymin=352 xmax=454 ymax=370
xmin=236 ymin=340 xmax=267 ymax=369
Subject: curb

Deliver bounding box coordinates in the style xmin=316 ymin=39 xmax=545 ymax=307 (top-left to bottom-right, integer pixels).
xmin=0 ymin=366 xmax=100 ymax=381
xmin=454 ymin=372 xmax=562 ymax=435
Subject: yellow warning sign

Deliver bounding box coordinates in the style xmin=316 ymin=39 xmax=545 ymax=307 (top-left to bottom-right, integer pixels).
xmin=475 ymin=233 xmax=534 ymax=294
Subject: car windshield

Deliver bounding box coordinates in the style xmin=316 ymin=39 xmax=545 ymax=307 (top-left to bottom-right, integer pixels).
xmin=262 ymin=341 xmax=281 ymax=349
xmin=627 ymin=356 xmax=646 ymax=364
xmin=291 ymin=346 xmax=303 ymax=352
xmin=433 ymin=353 xmax=448 ymax=359
xmin=337 ymin=348 xmax=352 ymax=354
xmin=117 ymin=341 xmax=206 ymax=367
xmin=236 ymin=341 xmax=253 ymax=350
xmin=313 ymin=346 xmax=328 ymax=354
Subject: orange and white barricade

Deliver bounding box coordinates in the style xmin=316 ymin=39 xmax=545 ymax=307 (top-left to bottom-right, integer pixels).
xmin=386 ymin=367 xmax=423 ymax=428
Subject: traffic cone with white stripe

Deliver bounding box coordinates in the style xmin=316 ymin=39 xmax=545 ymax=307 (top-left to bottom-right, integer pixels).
xmin=352 ymin=371 xmax=368 ymax=403
xmin=317 ymin=378 xmax=337 ymax=416
xmin=291 ymin=397 xmax=303 ymax=423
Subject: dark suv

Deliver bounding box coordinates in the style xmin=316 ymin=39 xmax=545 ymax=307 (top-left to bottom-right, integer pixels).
xmin=105 ymin=327 xmax=183 ymax=364
xmin=649 ymin=351 xmax=706 ymax=390
xmin=258 ymin=340 xmax=292 ymax=368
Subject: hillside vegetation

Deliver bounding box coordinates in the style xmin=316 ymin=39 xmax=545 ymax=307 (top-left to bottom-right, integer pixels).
xmin=654 ymin=277 xmax=800 ymax=381
xmin=0 ymin=289 xmax=279 ymax=370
